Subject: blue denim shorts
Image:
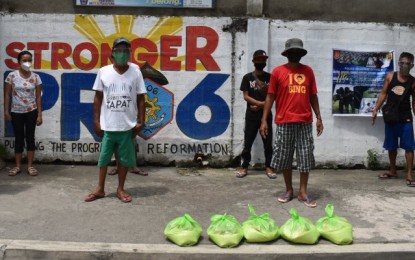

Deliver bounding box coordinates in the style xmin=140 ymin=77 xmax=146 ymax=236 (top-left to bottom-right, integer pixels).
xmin=383 ymin=122 xmax=415 ymax=151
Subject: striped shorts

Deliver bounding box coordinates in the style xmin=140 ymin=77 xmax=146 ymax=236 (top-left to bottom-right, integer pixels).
xmin=271 ymin=123 xmax=315 ymax=172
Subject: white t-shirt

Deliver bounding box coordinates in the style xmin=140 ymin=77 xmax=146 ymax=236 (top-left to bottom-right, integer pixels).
xmin=92 ymin=63 xmax=146 ymax=131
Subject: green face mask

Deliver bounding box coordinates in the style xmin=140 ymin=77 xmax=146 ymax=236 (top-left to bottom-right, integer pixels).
xmin=113 ymin=52 xmax=130 ymax=65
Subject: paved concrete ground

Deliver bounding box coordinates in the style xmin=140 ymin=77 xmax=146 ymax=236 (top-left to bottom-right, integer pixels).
xmin=1 ymin=164 xmax=415 ymax=259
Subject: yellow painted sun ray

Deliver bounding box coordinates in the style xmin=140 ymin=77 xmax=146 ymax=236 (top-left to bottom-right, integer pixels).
xmin=73 ymin=15 xmax=107 ymax=46
xmin=114 ymin=15 xmax=135 ymax=35
xmin=145 ymin=17 xmax=183 ymax=44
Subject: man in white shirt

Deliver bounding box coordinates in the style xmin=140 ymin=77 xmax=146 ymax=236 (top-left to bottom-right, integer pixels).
xmin=85 ymin=37 xmax=147 ymax=203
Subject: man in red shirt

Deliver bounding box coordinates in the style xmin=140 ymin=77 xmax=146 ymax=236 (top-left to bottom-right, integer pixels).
xmin=260 ymin=38 xmax=324 ymax=208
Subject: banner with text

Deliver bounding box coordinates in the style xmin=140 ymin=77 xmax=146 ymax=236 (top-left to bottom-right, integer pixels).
xmin=332 ymin=49 xmax=394 ymax=116
xmin=0 ymin=14 xmax=233 ymax=163
xmin=75 ymin=0 xmax=216 ymax=8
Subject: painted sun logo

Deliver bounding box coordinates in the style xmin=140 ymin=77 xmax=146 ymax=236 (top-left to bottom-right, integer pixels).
xmin=73 ymin=15 xmax=184 ymax=70
xmin=145 ymin=95 xmax=161 ymax=122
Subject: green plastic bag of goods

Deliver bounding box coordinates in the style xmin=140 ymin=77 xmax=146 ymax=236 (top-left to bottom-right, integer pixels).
xmin=280 ymin=208 xmax=320 ymax=244
xmin=242 ymin=204 xmax=279 ymax=243
xmin=164 ymin=214 xmax=203 ymax=246
xmin=207 ymin=213 xmax=244 ymax=248
xmin=315 ymin=204 xmax=353 ymax=245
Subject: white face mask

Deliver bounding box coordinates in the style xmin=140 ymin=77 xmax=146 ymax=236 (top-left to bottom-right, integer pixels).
xmin=21 ymin=62 xmax=32 ymax=71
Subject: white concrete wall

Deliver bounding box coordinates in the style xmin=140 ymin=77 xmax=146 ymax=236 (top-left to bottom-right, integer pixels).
xmin=1 ymin=14 xmax=414 ymax=167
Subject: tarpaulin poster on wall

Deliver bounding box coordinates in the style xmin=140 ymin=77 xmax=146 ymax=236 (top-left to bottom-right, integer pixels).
xmin=75 ymin=0 xmax=216 ymax=9
xmin=332 ymin=49 xmax=394 ymax=116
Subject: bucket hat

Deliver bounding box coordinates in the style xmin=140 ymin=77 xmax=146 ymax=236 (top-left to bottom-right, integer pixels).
xmin=281 ymin=38 xmax=307 ymax=57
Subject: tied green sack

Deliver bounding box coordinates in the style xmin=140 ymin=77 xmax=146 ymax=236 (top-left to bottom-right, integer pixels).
xmin=316 ymin=204 xmax=353 ymax=245
xmin=242 ymin=204 xmax=279 ymax=243
xmin=280 ymin=208 xmax=320 ymax=244
xmin=164 ymin=214 xmax=203 ymax=246
xmin=207 ymin=213 xmax=244 ymax=248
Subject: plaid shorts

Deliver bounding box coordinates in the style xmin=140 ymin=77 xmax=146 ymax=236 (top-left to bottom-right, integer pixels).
xmin=271 ymin=123 xmax=315 ymax=172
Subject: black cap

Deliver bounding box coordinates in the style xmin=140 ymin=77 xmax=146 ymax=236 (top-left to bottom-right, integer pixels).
xmin=253 ymin=50 xmax=268 ymax=59
xmin=112 ymin=37 xmax=131 ymax=50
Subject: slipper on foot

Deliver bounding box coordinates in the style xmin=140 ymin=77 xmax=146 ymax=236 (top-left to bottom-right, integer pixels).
xmin=235 ymin=170 xmax=248 ymax=178
xmin=8 ymin=167 xmax=21 ymax=176
xmin=265 ymin=171 xmax=277 ymax=179
xmin=277 ymin=193 xmax=294 ymax=203
xmin=378 ymin=173 xmax=398 ymax=179
xmin=108 ymin=169 xmax=118 ymax=175
xmin=298 ymin=197 xmax=317 ymax=208
xmin=407 ymin=179 xmax=415 ymax=187
xmin=130 ymin=168 xmax=148 ymax=176
xmin=117 ymin=193 xmax=132 ymax=203
xmin=27 ymin=167 xmax=38 ymax=176
xmin=85 ymin=193 xmax=105 ymax=202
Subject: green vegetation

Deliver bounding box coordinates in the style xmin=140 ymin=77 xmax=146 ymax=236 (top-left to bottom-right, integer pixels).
xmin=367 ymin=149 xmax=379 ymax=170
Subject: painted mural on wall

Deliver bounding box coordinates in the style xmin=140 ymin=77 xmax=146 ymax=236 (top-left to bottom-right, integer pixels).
xmin=1 ymin=14 xmax=233 ymax=162
xmin=332 ymin=49 xmax=395 ymax=116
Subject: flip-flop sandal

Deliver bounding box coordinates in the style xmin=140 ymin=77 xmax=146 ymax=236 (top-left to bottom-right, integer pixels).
xmin=235 ymin=170 xmax=248 ymax=178
xmin=378 ymin=173 xmax=398 ymax=179
xmin=406 ymin=179 xmax=415 ymax=187
xmin=265 ymin=171 xmax=277 ymax=179
xmin=277 ymin=193 xmax=294 ymax=203
xmin=108 ymin=169 xmax=118 ymax=175
xmin=84 ymin=192 xmax=105 ymax=202
xmin=117 ymin=193 xmax=132 ymax=203
xmin=27 ymin=167 xmax=38 ymax=176
xmin=130 ymin=168 xmax=148 ymax=176
xmin=8 ymin=167 xmax=21 ymax=176
xmin=298 ymin=197 xmax=317 ymax=208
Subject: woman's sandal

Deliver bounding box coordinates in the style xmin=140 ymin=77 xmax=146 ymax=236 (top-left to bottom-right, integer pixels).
xmin=27 ymin=167 xmax=38 ymax=176
xmin=8 ymin=167 xmax=21 ymax=176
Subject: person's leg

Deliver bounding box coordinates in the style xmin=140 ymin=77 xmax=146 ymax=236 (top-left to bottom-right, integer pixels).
xmin=108 ymin=150 xmax=119 ymax=175
xmin=272 ymin=124 xmax=295 ymax=202
xmin=298 ymin=171 xmax=310 ymax=199
xmin=262 ymin=116 xmax=275 ymax=178
xmin=96 ymin=166 xmax=108 ymax=194
xmin=276 ymin=169 xmax=294 ymax=202
xmin=116 ymin=165 xmax=131 ymax=202
xmin=381 ymin=123 xmax=399 ymax=177
xmin=10 ymin=112 xmax=25 ymax=175
xmin=129 ymin=139 xmax=148 ymax=176
xmin=388 ymin=150 xmax=398 ymax=175
xmin=405 ymin=151 xmax=414 ymax=181
xmin=399 ymin=123 xmax=415 ymax=183
xmin=239 ymin=119 xmax=259 ymax=174
xmin=115 ymin=130 xmax=136 ymax=202
xmin=15 ymin=153 xmax=23 ymax=169
xmin=282 ymin=169 xmax=293 ymax=194
xmin=85 ymin=131 xmax=114 ymax=202
xmin=25 ymin=110 xmax=38 ymax=175
xmin=296 ymin=123 xmax=316 ymax=207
